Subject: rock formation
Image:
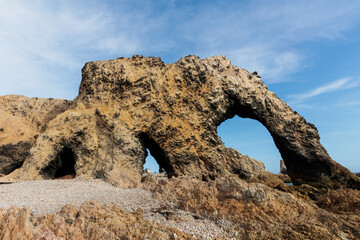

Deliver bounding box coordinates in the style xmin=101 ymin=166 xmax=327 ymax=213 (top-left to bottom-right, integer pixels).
xmin=0 ymin=201 xmax=194 ymax=240
xmin=279 ymin=159 xmax=287 ymax=174
xmin=2 ymin=55 xmax=359 ymax=189
xmin=146 ymin=176 xmax=360 ymax=239
xmin=0 ymin=95 xmax=71 ymax=174
xmin=1 ymin=177 xmax=359 ymax=239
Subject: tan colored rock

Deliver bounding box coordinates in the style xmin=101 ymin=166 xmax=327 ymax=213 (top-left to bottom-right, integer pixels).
xmin=1 ymin=176 xmax=359 ymax=239
xmin=148 ymin=176 xmax=360 ymax=239
xmin=0 ymin=201 xmax=194 ymax=240
xmin=104 ymin=166 xmax=142 ymax=188
xmin=276 ymin=173 xmax=292 ymax=183
xmin=0 ymin=95 xmax=71 ymax=174
xmin=317 ymin=188 xmax=360 ymax=214
xmin=0 ymin=95 xmax=71 ymax=145
xmin=3 ymin=56 xmax=359 ymax=190
xmin=0 ymin=207 xmax=33 ymax=240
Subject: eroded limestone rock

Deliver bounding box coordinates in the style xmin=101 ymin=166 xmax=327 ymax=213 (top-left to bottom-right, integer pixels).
xmin=4 ymin=56 xmax=360 ymax=189
xmin=0 ymin=95 xmax=71 ymax=174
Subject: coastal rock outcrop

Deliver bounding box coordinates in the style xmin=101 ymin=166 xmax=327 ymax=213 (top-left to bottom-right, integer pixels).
xmin=0 ymin=201 xmax=193 ymax=240
xmin=2 ymin=176 xmax=359 ymax=239
xmin=3 ymin=56 xmax=359 ymax=189
xmin=146 ymin=176 xmax=360 ymax=239
xmin=0 ymin=95 xmax=71 ymax=174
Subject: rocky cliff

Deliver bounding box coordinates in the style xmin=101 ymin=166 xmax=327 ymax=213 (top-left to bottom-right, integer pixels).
xmin=1 ymin=55 xmax=359 ymax=190
xmin=0 ymin=95 xmax=71 ymax=175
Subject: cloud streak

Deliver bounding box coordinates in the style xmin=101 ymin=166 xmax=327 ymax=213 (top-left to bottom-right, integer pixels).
xmin=170 ymin=0 xmax=360 ymax=81
xmin=228 ymin=46 xmax=303 ymax=81
xmin=288 ymin=78 xmax=360 ymax=102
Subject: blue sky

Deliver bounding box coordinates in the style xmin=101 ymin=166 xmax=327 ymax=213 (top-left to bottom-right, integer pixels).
xmin=0 ymin=0 xmax=359 ymax=173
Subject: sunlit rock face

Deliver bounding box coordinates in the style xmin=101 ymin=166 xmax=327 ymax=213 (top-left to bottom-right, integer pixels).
xmin=0 ymin=95 xmax=71 ymax=175
xmin=3 ymin=55 xmax=359 ymax=189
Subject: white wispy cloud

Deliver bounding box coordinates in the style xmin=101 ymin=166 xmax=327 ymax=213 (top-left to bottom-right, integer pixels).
xmin=0 ymin=1 xmax=142 ymax=98
xmin=227 ymin=46 xmax=303 ymax=81
xmin=288 ymin=78 xmax=360 ymax=102
xmin=178 ymin=0 xmax=360 ymax=82
xmin=1 ymin=0 xmax=360 ymax=99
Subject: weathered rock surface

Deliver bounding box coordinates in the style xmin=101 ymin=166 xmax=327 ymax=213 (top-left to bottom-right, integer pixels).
xmin=0 ymin=201 xmax=194 ymax=240
xmin=146 ymin=176 xmax=360 ymax=239
xmin=2 ymin=56 xmax=359 ymax=189
xmin=317 ymin=188 xmax=360 ymax=215
xmin=280 ymin=159 xmax=287 ymax=174
xmin=0 ymin=141 xmax=32 ymax=175
xmin=1 ymin=176 xmax=359 ymax=239
xmin=0 ymin=95 xmax=71 ymax=174
xmin=276 ymin=173 xmax=292 ymax=183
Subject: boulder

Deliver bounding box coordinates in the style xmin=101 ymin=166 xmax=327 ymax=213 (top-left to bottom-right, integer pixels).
xmin=280 ymin=159 xmax=287 ymax=174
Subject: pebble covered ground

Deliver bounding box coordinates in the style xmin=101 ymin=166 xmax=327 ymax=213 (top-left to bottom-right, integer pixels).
xmin=0 ymin=179 xmax=232 ymax=239
xmin=0 ymin=179 xmax=160 ymax=216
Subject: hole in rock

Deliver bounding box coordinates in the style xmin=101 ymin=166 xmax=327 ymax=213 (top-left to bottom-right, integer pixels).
xmin=41 ymin=146 xmax=76 ymax=179
xmin=54 ymin=147 xmax=76 ymax=178
xmin=143 ymin=149 xmax=161 ymax=173
xmin=140 ymin=133 xmax=175 ymax=177
xmin=217 ymin=116 xmax=282 ymax=174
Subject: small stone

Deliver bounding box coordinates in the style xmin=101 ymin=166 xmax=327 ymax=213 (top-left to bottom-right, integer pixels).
xmin=280 ymin=159 xmax=287 ymax=174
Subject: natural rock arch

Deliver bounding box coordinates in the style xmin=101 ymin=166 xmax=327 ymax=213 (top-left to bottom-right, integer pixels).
xmin=139 ymin=133 xmax=174 ymax=175
xmin=143 ymin=149 xmax=161 ymax=173
xmin=217 ymin=116 xmax=282 ymax=173
xmin=5 ymin=55 xmax=360 ymax=189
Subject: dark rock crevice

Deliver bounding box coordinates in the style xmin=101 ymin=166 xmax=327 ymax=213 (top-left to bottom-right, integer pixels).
xmin=0 ymin=141 xmax=32 ymax=175
xmin=41 ymin=146 xmax=76 ymax=179
xmin=139 ymin=133 xmax=175 ymax=177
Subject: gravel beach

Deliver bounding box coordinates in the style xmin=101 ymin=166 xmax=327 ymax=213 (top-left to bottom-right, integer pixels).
xmin=0 ymin=179 xmax=161 ymax=217
xmin=0 ymin=179 xmax=229 ymax=239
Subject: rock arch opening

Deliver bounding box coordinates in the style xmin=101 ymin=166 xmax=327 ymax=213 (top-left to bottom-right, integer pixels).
xmin=143 ymin=149 xmax=161 ymax=173
xmin=41 ymin=146 xmax=76 ymax=179
xmin=217 ymin=115 xmax=282 ymax=174
xmin=140 ymin=133 xmax=175 ymax=177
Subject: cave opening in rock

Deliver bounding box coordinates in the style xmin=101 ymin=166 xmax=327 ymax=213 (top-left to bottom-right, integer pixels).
xmin=54 ymin=147 xmax=76 ymax=178
xmin=217 ymin=115 xmax=282 ymax=174
xmin=41 ymin=146 xmax=76 ymax=179
xmin=140 ymin=133 xmax=175 ymax=177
